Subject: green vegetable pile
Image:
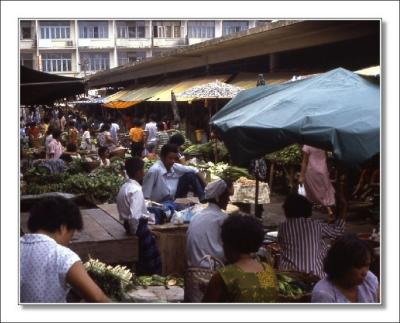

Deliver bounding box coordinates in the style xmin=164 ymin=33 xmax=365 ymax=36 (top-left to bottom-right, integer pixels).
xmin=133 ymin=274 xmax=184 ymax=289
xmin=265 ymin=144 xmax=303 ymax=165
xmin=184 ymin=140 xmax=230 ymax=161
xmin=23 ymin=158 xmax=127 ymax=204
xmin=277 ymin=273 xmax=305 ymax=298
xmin=276 ymin=272 xmax=318 ymax=301
xmin=84 ymin=258 xmax=134 ymax=301
xmin=188 ymin=161 xmax=253 ymax=183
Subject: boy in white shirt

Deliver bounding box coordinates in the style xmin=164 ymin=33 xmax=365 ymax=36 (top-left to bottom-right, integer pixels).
xmin=116 ymin=158 xmax=161 ymax=274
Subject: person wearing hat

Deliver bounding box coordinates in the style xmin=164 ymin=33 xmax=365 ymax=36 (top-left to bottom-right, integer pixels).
xmin=186 ymin=179 xmax=234 ymax=268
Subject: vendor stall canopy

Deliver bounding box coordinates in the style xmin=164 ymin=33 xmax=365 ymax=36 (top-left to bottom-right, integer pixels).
xmin=211 ymin=67 xmax=380 ymax=167
xmin=20 ymin=66 xmax=85 ymax=105
xmin=102 ymin=75 xmax=231 ymax=108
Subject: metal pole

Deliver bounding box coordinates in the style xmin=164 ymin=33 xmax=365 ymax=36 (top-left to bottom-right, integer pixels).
xmin=255 ymin=175 xmax=261 ymax=218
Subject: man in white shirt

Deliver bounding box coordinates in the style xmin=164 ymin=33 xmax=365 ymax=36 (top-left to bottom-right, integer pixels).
xmin=142 ymin=144 xmax=206 ymax=203
xmin=144 ymin=114 xmax=158 ymax=152
xmin=185 ymin=179 xmax=234 ymax=303
xmin=186 ymin=179 xmax=234 ymax=268
xmin=116 ymin=157 xmax=161 ymax=274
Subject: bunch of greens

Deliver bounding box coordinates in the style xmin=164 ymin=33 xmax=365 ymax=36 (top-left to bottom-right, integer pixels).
xmin=265 ymin=144 xmax=303 ymax=165
xmin=133 ymin=274 xmax=184 ymax=289
xmin=84 ymin=258 xmax=134 ymax=301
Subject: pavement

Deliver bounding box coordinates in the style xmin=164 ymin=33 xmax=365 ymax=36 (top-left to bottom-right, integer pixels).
xmin=261 ymin=194 xmax=379 ymax=236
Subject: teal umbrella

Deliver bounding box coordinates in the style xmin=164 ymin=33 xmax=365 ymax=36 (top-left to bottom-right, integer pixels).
xmin=211 ymin=68 xmax=380 ymax=167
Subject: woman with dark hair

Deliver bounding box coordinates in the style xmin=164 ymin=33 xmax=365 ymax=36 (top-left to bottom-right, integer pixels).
xmin=97 ymin=122 xmax=117 ymax=152
xmin=47 ymin=128 xmax=64 ymax=160
xmin=80 ymin=124 xmax=91 ymax=151
xmin=68 ymin=120 xmax=79 ymax=146
xmin=277 ymin=193 xmax=346 ymax=278
xmin=20 ymin=196 xmax=109 ymax=303
xmin=202 ymin=214 xmax=278 ymax=303
xmin=311 ymin=234 xmax=379 ymax=303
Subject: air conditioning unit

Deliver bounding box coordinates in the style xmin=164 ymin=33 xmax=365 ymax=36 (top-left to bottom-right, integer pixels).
xmin=66 ymin=40 xmax=73 ymax=47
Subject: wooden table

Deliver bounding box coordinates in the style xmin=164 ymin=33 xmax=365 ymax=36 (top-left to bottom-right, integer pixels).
xmin=98 ymin=203 xmax=189 ymax=276
xmin=20 ymin=208 xmax=139 ymax=264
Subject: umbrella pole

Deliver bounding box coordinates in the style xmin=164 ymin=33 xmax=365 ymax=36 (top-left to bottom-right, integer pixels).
xmin=214 ymin=99 xmax=218 ymax=163
xmin=255 ymin=175 xmax=260 ymax=218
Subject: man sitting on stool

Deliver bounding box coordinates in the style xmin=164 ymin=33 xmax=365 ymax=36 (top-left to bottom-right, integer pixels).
xmin=142 ymin=143 xmax=206 ymax=203
xmin=116 ymin=157 xmax=162 ymax=275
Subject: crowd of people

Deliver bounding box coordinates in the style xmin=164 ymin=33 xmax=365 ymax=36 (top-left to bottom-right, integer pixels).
xmin=20 ymin=108 xmax=380 ymax=304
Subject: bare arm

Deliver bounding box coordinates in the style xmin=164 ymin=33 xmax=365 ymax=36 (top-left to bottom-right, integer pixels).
xmin=66 ymin=261 xmax=110 ymax=303
xmin=299 ymin=152 xmax=309 ymax=183
xmin=105 ymin=132 xmax=115 ymax=144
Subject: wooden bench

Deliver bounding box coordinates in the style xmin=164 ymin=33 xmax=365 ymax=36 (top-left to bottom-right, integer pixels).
xmin=98 ymin=203 xmax=189 ymax=276
xmin=20 ymin=208 xmax=139 ymax=264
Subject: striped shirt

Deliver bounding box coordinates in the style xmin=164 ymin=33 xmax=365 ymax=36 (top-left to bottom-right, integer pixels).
xmin=277 ymin=217 xmax=345 ymax=278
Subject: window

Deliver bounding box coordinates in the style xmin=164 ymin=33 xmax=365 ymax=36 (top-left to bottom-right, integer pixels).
xmin=117 ymin=21 xmax=146 ymax=39
xmin=118 ymin=52 xmax=146 ymax=66
xmin=188 ymin=21 xmax=215 ymax=38
xmin=79 ymin=21 xmax=108 ymax=39
xmin=153 ymin=21 xmax=182 ymax=38
xmin=20 ymin=53 xmax=34 ymax=69
xmin=40 ymin=21 xmax=71 ymax=39
xmin=80 ymin=52 xmax=109 ymax=71
xmin=222 ymin=21 xmax=249 ymax=36
xmin=20 ymin=21 xmax=32 ymax=39
xmin=41 ymin=53 xmax=72 ymax=72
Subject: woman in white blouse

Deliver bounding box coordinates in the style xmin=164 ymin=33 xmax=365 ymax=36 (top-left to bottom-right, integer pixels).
xmin=20 ymin=196 xmax=109 ymax=303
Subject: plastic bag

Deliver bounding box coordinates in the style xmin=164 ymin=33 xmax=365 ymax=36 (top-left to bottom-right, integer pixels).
xmin=298 ymin=184 xmax=306 ymax=197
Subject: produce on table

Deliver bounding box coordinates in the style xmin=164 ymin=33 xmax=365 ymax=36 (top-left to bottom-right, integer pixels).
xmin=23 ymin=158 xmax=127 ymax=204
xmin=276 ymin=272 xmax=319 ymax=301
xmin=133 ymin=274 xmax=184 ymax=289
xmin=187 ymin=160 xmax=253 ymax=183
xmin=265 ymin=144 xmax=303 ymax=165
xmin=184 ymin=140 xmax=230 ymax=161
xmin=84 ymin=258 xmax=134 ymax=301
xmin=84 ymin=257 xmax=184 ymax=301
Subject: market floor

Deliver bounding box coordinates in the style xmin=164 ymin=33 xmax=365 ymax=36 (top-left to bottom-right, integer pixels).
xmin=262 ymin=194 xmax=379 ymax=236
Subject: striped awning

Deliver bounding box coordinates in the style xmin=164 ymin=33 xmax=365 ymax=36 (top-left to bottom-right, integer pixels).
xmin=102 ymin=75 xmax=231 ymax=108
xmin=147 ymin=75 xmax=230 ymax=102
xmin=229 ymin=72 xmax=294 ymax=89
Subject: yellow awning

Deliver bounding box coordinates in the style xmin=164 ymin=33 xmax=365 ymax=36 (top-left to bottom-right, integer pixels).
xmin=148 ymin=75 xmax=231 ymax=102
xmin=102 ymin=74 xmax=232 ymax=108
xmin=103 ymin=101 xmax=142 ymax=109
xmin=229 ymin=72 xmax=293 ymax=89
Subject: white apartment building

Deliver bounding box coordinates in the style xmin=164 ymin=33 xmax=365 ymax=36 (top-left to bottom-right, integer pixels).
xmin=20 ymin=19 xmax=269 ymax=78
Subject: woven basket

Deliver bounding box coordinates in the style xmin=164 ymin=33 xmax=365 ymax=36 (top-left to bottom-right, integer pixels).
xmin=82 ymin=160 xmax=101 ymax=172
xmin=184 ymin=255 xmax=224 ymax=303
xmin=110 ymin=148 xmax=127 ymax=158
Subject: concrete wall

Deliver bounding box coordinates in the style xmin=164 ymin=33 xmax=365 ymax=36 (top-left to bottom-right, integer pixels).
xmin=116 ymin=39 xmax=152 ymax=48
